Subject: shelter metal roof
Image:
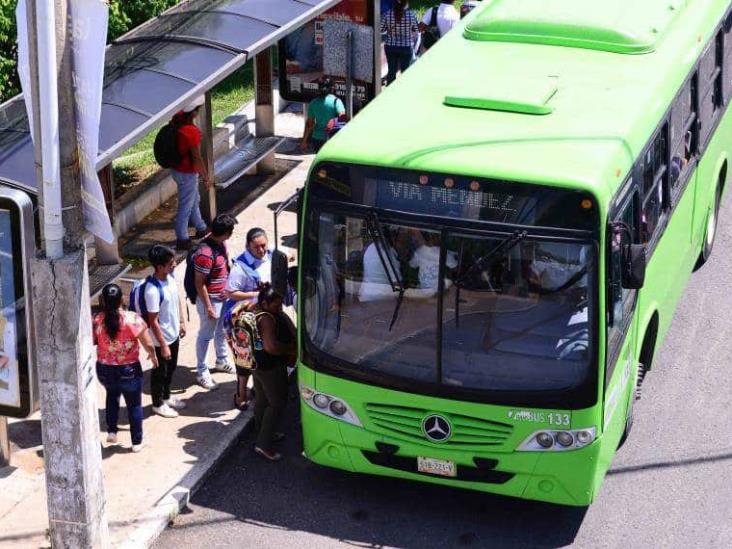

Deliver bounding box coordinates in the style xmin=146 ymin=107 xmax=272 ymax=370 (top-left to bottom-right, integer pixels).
xmin=0 ymin=0 xmax=338 ymax=195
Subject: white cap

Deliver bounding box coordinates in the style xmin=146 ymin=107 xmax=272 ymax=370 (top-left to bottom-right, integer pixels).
xmin=182 ymin=95 xmax=205 ymax=113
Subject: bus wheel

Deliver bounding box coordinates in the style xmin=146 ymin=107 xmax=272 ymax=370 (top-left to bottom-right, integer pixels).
xmin=695 ymin=184 xmax=721 ymax=270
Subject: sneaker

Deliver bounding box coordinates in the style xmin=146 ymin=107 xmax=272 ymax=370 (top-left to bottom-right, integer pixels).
xmin=131 ymin=441 xmax=145 ymax=453
xmin=106 ymin=432 xmax=118 ymax=444
xmin=152 ymin=403 xmax=179 ymax=418
xmin=196 ymin=370 xmax=219 ymax=390
xmin=194 ymin=228 xmax=208 ymax=239
xmin=165 ymin=397 xmax=186 ymax=410
xmin=254 ymin=446 xmax=282 ymax=461
xmin=213 ymin=360 xmax=235 ymax=374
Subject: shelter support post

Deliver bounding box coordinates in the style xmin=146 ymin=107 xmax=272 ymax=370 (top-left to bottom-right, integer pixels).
xmin=255 ymin=48 xmax=276 ymax=175
xmin=95 ymin=165 xmax=120 ymax=265
xmin=0 ymin=417 xmax=9 ymax=468
xmin=200 ymin=92 xmax=217 ymax=223
xmin=28 ymin=0 xmax=109 ymax=547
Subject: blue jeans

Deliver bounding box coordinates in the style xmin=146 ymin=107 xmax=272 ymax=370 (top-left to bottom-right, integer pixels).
xmin=385 ymin=45 xmax=413 ymax=84
xmin=96 ymin=362 xmax=144 ymax=445
xmin=196 ymin=300 xmax=228 ymax=375
xmin=172 ymin=170 xmax=207 ymax=241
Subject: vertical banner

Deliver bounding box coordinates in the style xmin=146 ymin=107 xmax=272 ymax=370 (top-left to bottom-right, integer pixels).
xmin=68 ymin=0 xmax=114 ymax=243
xmin=15 ymin=0 xmax=33 ymax=144
xmin=16 ymin=0 xmax=113 ymax=243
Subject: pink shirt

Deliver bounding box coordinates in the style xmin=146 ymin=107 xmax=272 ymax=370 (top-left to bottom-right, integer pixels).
xmin=93 ymin=310 xmax=147 ymax=365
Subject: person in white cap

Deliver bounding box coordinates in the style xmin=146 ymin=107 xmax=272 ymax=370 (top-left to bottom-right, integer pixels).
xmin=170 ymin=95 xmax=210 ymax=251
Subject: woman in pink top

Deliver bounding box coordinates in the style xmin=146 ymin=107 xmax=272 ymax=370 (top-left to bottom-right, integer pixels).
xmin=93 ymin=284 xmax=158 ymax=452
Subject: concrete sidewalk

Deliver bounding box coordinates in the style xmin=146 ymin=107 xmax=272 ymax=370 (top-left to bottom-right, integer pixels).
xmin=0 ymin=109 xmax=312 ymax=548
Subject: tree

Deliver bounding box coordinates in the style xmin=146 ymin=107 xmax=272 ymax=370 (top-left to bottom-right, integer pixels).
xmin=0 ymin=0 xmax=19 ymax=101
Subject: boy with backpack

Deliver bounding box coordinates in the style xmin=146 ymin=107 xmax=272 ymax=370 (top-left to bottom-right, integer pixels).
xmin=184 ymin=214 xmax=237 ymax=390
xmin=129 ymin=244 xmax=187 ymax=418
xmin=154 ymin=95 xmax=210 ymax=251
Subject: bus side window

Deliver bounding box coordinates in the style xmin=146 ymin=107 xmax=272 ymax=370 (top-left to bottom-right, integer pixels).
xmin=640 ymin=126 xmax=668 ymax=243
xmin=607 ymin=191 xmax=637 ymax=374
xmin=699 ymin=34 xmax=723 ymax=145
xmin=670 ymin=74 xmax=699 ymax=199
xmin=724 ymin=10 xmax=732 ymax=103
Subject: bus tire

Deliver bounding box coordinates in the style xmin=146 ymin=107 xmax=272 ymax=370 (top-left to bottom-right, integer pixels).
xmin=694 ymin=183 xmax=721 ymax=270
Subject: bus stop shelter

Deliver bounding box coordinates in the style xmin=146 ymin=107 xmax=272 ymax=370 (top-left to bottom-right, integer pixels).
xmin=0 ymin=0 xmax=339 ymax=292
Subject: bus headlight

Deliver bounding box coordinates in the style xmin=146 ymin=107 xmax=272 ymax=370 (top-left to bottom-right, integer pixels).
xmin=517 ymin=427 xmax=596 ymax=452
xmin=300 ymin=384 xmax=362 ymax=427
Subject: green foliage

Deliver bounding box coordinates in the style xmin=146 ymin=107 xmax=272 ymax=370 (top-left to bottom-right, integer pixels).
xmin=0 ymin=0 xmax=181 ymax=102
xmin=0 ymin=0 xmax=19 ymax=101
xmin=107 ymin=0 xmax=180 ymax=41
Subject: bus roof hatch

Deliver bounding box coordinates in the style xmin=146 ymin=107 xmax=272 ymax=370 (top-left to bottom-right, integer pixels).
xmin=444 ymin=78 xmax=558 ymax=115
xmin=464 ymin=0 xmax=683 ymax=54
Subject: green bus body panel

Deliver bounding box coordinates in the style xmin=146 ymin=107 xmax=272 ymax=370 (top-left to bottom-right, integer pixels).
xmin=300 ymin=366 xmax=604 ymax=506
xmin=298 ymin=0 xmax=732 ymax=505
xmin=463 ymin=0 xmax=683 ymax=54
xmin=318 ymin=0 xmax=729 ymax=207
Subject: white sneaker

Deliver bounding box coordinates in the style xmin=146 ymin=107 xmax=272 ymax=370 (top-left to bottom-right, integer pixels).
xmin=131 ymin=441 xmax=144 ymax=453
xmin=165 ymin=397 xmax=186 ymax=410
xmin=106 ymin=433 xmax=118 ymax=444
xmin=152 ymin=403 xmax=179 ymax=418
xmin=196 ymin=370 xmax=218 ymax=390
xmin=213 ymin=360 xmax=235 ymax=374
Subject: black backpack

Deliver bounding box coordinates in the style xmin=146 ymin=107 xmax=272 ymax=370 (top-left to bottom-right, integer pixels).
xmin=153 ymin=122 xmax=183 ymax=169
xmin=422 ymin=7 xmax=441 ymax=51
xmin=184 ymin=240 xmax=224 ymax=304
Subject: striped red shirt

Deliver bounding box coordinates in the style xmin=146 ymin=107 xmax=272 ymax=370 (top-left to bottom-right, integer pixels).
xmin=193 ymin=239 xmax=229 ymax=301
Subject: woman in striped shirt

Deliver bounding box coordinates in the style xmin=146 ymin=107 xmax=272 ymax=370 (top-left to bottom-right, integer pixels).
xmin=380 ymin=0 xmax=419 ymax=84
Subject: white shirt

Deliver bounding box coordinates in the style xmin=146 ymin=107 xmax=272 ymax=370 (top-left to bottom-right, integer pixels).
xmin=422 ymin=3 xmax=460 ymax=38
xmin=144 ymin=275 xmax=180 ymax=346
xmin=225 ymin=252 xmax=272 ymax=302
xmin=359 ymin=243 xmax=402 ymax=302
xmin=409 ymin=245 xmax=458 ymax=290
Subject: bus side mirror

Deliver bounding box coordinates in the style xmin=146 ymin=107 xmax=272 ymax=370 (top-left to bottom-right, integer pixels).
xmin=622 ymin=244 xmax=646 ymax=289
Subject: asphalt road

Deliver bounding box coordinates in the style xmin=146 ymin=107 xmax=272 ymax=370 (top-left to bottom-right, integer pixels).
xmin=156 ymin=196 xmax=732 ymax=549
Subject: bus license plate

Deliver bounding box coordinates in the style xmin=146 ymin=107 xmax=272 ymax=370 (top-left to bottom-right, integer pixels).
xmin=417 ymin=456 xmax=456 ymax=477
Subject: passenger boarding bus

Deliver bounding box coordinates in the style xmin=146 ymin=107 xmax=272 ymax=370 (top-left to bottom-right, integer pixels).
xmin=294 ymin=0 xmax=732 ymax=505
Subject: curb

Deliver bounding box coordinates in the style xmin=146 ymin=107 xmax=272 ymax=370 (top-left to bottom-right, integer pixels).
xmin=116 ymin=407 xmax=255 ymax=548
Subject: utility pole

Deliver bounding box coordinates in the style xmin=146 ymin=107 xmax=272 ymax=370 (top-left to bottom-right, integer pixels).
xmin=26 ymin=0 xmax=109 ymax=546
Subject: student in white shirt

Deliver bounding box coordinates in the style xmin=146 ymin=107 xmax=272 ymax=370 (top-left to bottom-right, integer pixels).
xmin=420 ymin=1 xmax=460 ymax=40
xmin=145 ymin=245 xmax=187 ymax=418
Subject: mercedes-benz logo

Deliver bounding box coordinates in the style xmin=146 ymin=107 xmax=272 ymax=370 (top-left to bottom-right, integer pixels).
xmin=422 ymin=414 xmax=451 ymax=443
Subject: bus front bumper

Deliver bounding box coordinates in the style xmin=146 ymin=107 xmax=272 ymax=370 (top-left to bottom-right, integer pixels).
xmin=301 ymin=403 xmax=602 ymax=507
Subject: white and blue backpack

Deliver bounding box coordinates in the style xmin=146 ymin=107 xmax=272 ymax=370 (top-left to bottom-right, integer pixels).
xmin=128 ymin=276 xmax=164 ymax=317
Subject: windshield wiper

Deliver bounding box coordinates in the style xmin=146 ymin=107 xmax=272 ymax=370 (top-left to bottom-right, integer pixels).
xmin=454 ymin=230 xmax=527 ymax=327
xmin=365 ymin=213 xmax=405 ymax=331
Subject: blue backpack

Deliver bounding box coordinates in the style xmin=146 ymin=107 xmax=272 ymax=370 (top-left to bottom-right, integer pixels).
xmin=129 ymin=276 xmax=164 ymax=317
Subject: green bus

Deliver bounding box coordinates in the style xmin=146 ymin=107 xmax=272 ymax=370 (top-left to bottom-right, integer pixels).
xmin=294 ymin=0 xmax=732 ymax=506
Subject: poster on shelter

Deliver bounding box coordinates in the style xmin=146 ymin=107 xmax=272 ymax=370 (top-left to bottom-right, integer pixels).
xmin=280 ymin=0 xmax=376 ymax=106
xmin=0 ymin=210 xmax=19 ymax=408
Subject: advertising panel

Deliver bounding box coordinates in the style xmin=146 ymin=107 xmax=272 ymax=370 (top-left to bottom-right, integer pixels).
xmin=279 ymin=0 xmax=380 ymax=108
xmin=0 ymin=188 xmax=35 ymax=418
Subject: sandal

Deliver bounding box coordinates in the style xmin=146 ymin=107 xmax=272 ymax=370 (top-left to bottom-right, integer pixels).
xmin=254 ymin=446 xmax=282 ymax=461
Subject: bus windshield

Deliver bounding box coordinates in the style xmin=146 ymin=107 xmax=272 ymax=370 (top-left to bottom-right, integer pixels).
xmin=302 ymin=211 xmax=597 ymax=404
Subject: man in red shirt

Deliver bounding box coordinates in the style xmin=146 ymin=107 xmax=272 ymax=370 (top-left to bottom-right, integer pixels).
xmin=171 ymin=96 xmax=211 ymax=251
xmin=194 ymin=214 xmax=237 ymax=389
